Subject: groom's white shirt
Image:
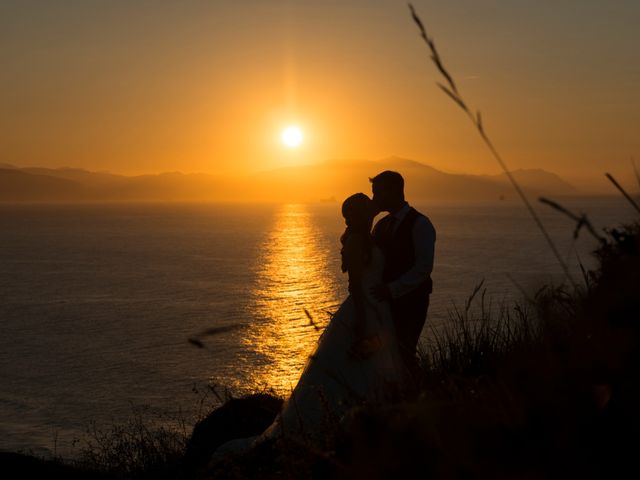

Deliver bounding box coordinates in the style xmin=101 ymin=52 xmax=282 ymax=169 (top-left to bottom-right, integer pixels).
xmin=379 ymin=202 xmax=436 ymax=299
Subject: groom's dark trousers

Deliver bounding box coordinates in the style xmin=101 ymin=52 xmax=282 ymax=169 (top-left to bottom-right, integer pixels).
xmin=374 ymin=207 xmax=432 ymax=372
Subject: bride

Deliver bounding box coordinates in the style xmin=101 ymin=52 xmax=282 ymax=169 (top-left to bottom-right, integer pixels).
xmin=213 ymin=193 xmax=407 ymax=457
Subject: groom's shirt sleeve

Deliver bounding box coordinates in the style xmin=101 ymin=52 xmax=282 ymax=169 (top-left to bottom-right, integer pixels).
xmin=388 ymin=216 xmax=436 ymax=299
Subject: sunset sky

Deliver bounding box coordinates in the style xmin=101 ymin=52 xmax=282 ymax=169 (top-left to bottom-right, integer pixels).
xmin=1 ymin=1 xmax=638 ymax=185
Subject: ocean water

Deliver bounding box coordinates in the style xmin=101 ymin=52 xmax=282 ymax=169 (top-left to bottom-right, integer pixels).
xmin=0 ymin=198 xmax=635 ymax=457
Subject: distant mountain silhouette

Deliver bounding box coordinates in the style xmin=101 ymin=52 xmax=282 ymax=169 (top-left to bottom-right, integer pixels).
xmin=485 ymin=169 xmax=577 ymax=196
xmin=21 ymin=167 xmax=127 ymax=189
xmin=0 ymin=168 xmax=85 ymax=201
xmin=0 ymin=157 xmax=579 ymax=202
xmin=250 ymin=157 xmax=579 ymax=202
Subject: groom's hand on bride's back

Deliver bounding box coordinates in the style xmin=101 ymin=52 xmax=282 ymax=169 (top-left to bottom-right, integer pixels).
xmin=371 ymin=284 xmax=392 ymax=302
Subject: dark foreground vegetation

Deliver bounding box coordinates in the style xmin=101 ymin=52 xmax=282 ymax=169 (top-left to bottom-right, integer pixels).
xmin=195 ymin=217 xmax=640 ymax=479
xmin=5 ymin=216 xmax=639 ymax=479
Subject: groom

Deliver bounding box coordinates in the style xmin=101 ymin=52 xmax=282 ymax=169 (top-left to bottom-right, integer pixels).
xmin=370 ymin=171 xmax=436 ymax=375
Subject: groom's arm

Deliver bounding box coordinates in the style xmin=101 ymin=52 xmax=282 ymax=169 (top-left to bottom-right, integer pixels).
xmin=388 ymin=216 xmax=436 ymax=299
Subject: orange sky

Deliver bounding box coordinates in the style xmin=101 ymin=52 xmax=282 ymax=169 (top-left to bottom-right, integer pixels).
xmin=1 ymin=1 xmax=638 ymax=186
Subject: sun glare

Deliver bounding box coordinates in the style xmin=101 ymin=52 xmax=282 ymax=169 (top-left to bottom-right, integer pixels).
xmin=281 ymin=126 xmax=303 ymax=148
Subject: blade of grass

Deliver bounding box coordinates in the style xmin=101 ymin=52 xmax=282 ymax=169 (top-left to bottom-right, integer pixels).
xmin=539 ymin=196 xmax=606 ymax=244
xmin=631 ymin=157 xmax=640 ymax=191
xmin=408 ymin=3 xmax=575 ymax=288
xmin=605 ymin=172 xmax=640 ymax=214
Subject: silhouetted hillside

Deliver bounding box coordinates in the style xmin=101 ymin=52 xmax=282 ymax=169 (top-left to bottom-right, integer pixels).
xmin=22 ymin=167 xmax=127 ymax=189
xmin=0 ymin=168 xmax=85 ymax=201
xmin=486 ymin=168 xmax=578 ymax=196
xmin=0 ymin=158 xmax=580 ymax=202
xmin=251 ymin=157 xmax=579 ymax=202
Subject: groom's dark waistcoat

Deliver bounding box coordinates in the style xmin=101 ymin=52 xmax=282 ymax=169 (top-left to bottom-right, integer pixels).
xmin=374 ymin=206 xmax=432 ymax=362
xmin=375 ymin=207 xmax=433 ymax=299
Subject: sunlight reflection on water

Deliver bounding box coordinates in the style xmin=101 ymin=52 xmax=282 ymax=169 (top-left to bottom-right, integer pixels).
xmin=243 ymin=204 xmax=342 ymax=395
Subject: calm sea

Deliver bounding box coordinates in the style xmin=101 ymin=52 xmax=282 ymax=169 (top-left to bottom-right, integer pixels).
xmin=0 ymin=198 xmax=634 ymax=457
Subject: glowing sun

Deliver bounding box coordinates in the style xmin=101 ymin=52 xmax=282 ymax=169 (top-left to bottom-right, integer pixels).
xmin=281 ymin=126 xmax=303 ymax=148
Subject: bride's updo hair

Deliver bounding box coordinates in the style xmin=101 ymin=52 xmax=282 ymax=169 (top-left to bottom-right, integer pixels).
xmin=340 ymin=193 xmax=375 ymax=272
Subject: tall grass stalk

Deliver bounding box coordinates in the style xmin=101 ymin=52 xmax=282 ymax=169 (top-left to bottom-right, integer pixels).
xmin=539 ymin=196 xmax=606 ymax=244
xmin=424 ymin=281 xmax=538 ymax=377
xmin=77 ymin=406 xmax=189 ymax=480
xmin=408 ymin=3 xmax=575 ymax=288
xmin=605 ymin=172 xmax=640 ymax=214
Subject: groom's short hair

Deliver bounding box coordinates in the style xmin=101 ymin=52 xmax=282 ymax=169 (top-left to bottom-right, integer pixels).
xmin=369 ymin=170 xmax=404 ymax=193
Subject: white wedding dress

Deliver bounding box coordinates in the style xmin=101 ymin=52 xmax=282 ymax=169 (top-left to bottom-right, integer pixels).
xmin=213 ymin=245 xmax=406 ymax=457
